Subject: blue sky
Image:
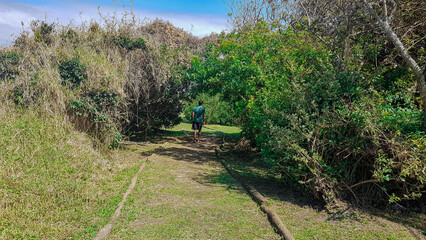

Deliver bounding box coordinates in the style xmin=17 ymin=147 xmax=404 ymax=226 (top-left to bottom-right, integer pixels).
xmin=0 ymin=0 xmax=229 ymax=45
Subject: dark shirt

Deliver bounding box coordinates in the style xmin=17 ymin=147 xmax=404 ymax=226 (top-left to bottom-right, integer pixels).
xmin=193 ymin=106 xmax=205 ymax=123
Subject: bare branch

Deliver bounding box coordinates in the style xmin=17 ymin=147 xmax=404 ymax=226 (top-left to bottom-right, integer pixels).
xmin=363 ymin=0 xmax=426 ymax=125
xmin=382 ymin=0 xmax=388 ymax=22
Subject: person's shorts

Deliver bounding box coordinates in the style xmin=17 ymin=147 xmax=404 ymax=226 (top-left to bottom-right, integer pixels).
xmin=192 ymin=122 xmax=203 ymax=131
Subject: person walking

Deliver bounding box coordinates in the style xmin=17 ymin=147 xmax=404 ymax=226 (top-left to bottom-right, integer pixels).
xmin=191 ymin=100 xmax=206 ymax=143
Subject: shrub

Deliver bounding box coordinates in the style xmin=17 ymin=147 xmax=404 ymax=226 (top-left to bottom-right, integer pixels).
xmin=4 ymin=14 xmax=212 ymax=147
xmin=61 ymin=29 xmax=79 ymax=44
xmin=70 ymin=89 xmax=118 ymax=122
xmin=11 ymin=70 xmax=41 ymax=106
xmin=30 ymin=21 xmax=55 ymax=45
xmin=59 ymin=57 xmax=88 ymax=87
xmin=12 ymin=85 xmax=24 ymax=105
xmin=188 ymin=22 xmax=425 ymax=207
xmin=0 ymin=52 xmax=19 ymax=81
xmin=69 ymin=88 xmax=121 ymax=147
xmin=115 ymin=36 xmax=147 ymax=50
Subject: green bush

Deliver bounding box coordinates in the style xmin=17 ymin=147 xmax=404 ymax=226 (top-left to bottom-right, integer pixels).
xmin=12 ymin=85 xmax=24 ymax=105
xmin=31 ymin=21 xmax=55 ymax=45
xmin=61 ymin=29 xmax=79 ymax=43
xmin=11 ymin=70 xmax=41 ymax=106
xmin=59 ymin=57 xmax=87 ymax=87
xmin=69 ymin=88 xmax=121 ymax=147
xmin=187 ymin=22 xmax=425 ymax=207
xmin=69 ymin=88 xmax=119 ymax=123
xmin=115 ymin=36 xmax=147 ymax=50
xmin=0 ymin=52 xmax=19 ymax=81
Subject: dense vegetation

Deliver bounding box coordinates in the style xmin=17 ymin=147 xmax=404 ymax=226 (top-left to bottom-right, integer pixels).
xmin=0 ymin=14 xmax=215 ymax=238
xmin=186 ymin=0 xmax=425 ymax=209
xmin=1 ymin=17 xmax=215 ymax=146
xmin=188 ymin=22 xmax=425 ymax=208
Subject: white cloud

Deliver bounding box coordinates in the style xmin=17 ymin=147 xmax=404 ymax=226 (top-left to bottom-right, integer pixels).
xmin=0 ymin=1 xmax=228 ymax=45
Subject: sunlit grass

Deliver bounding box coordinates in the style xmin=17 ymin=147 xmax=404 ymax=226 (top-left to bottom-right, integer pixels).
xmin=161 ymin=122 xmax=241 ymax=138
xmin=109 ymin=141 xmax=277 ymax=239
xmin=0 ymin=109 xmax=138 ymax=239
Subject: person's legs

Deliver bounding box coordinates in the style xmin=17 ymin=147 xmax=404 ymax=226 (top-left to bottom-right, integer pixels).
xmin=192 ymin=122 xmax=198 ymax=141
xmin=197 ymin=130 xmax=202 ymax=142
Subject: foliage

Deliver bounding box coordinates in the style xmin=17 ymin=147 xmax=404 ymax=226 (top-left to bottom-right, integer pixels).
xmin=30 ymin=21 xmax=55 ymax=45
xmin=69 ymin=88 xmax=122 ymax=148
xmin=3 ymin=14 xmax=214 ymax=146
xmin=122 ymin=19 xmax=211 ymax=138
xmin=187 ymin=22 xmax=425 ymax=207
xmin=183 ymin=93 xmax=237 ymax=125
xmin=11 ymin=69 xmax=42 ymax=107
xmin=0 ymin=52 xmax=19 ymax=81
xmin=61 ymin=29 xmax=79 ymax=44
xmin=69 ymin=88 xmax=119 ymax=123
xmin=59 ymin=57 xmax=88 ymax=88
xmin=115 ymin=36 xmax=147 ymax=50
xmin=3 ymin=3 xmax=423 ymax=210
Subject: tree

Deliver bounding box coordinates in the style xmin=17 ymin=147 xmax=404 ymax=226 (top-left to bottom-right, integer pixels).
xmin=362 ymin=0 xmax=425 ymax=124
xmin=226 ymin=0 xmax=291 ymax=29
xmin=226 ymin=0 xmax=425 ymax=124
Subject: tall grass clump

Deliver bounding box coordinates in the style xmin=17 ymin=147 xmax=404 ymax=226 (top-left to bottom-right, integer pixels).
xmin=4 ymin=11 xmax=214 ymax=145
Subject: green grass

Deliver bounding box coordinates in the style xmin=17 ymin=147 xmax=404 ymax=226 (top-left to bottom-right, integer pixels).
xmin=109 ymin=140 xmax=278 ymax=239
xmin=160 ymin=122 xmax=241 ymax=138
xmin=0 ymin=110 xmax=139 ymax=239
xmin=218 ymin=152 xmax=418 ymax=240
xmin=3 ymin=112 xmax=418 ymax=240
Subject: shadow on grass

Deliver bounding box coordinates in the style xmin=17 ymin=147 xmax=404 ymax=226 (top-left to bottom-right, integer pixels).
xmin=212 ymin=152 xmax=426 ymax=237
xmin=137 ymin=135 xmax=326 ymax=214
xmin=193 ymin=171 xmax=244 ymax=192
xmin=125 ymin=129 xmax=426 ymax=237
xmin=219 ymin=152 xmax=325 ymax=210
xmin=369 ymin=208 xmax=426 ymax=235
xmin=218 ymin=152 xmax=426 ymax=235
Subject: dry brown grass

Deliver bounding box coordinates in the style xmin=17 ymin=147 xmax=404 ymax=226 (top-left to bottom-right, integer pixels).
xmin=1 ymin=9 xmax=217 ymax=145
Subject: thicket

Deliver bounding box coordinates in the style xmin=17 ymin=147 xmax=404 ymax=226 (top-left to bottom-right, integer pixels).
xmin=59 ymin=57 xmax=88 ymax=87
xmin=187 ymin=22 xmax=425 ymax=209
xmin=0 ymin=15 xmax=214 ymax=146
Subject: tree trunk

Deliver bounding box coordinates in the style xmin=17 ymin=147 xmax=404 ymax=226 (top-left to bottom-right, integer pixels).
xmin=363 ymin=0 xmax=426 ymax=125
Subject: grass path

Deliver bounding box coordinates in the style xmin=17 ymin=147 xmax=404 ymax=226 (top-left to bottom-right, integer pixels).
xmin=105 ymin=123 xmax=424 ymax=239
xmin=108 ymin=135 xmax=279 ymax=239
